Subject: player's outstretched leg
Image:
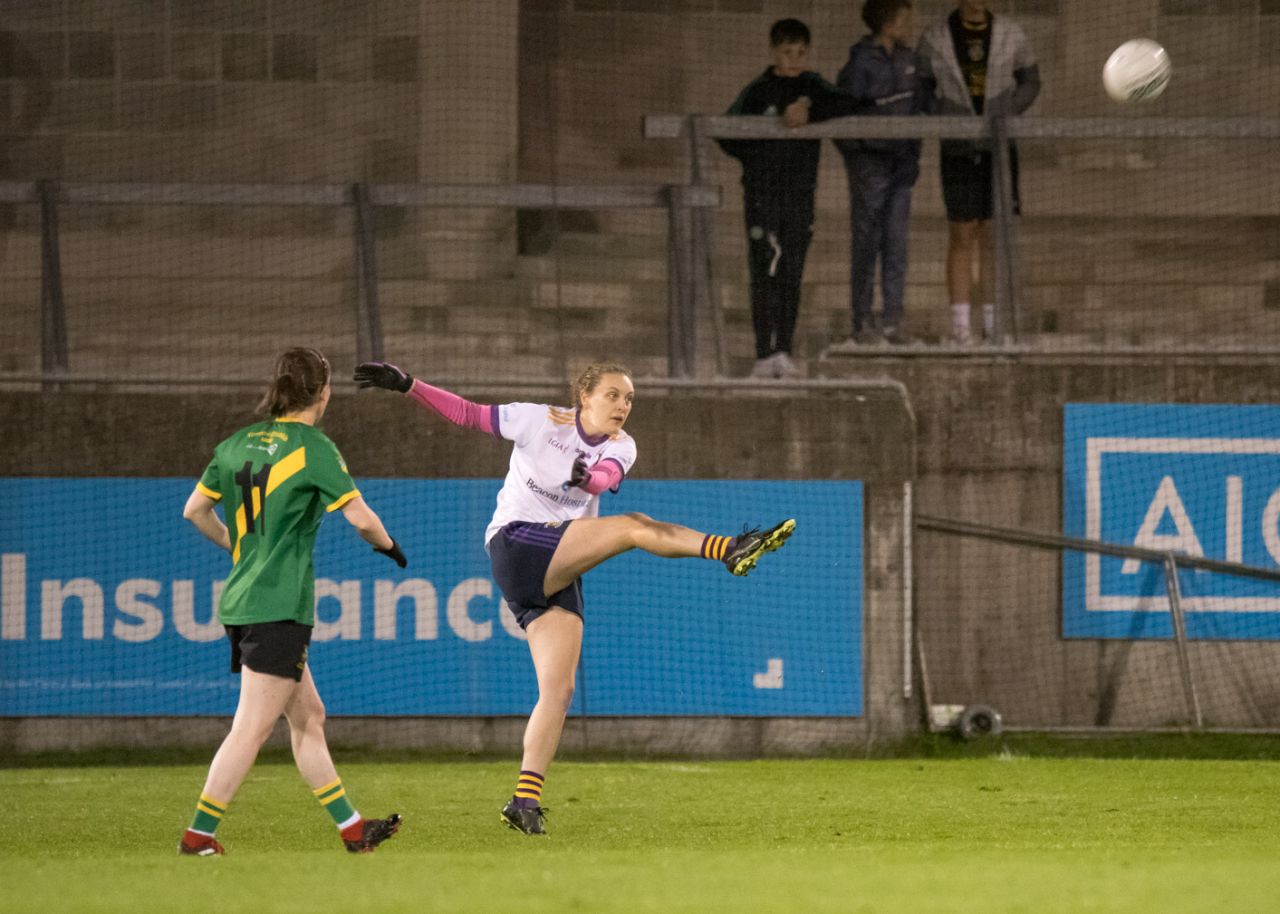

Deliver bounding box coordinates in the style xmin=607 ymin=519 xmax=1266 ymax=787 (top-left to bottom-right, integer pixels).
xmin=545 ymin=514 xmax=797 ymax=595
xmin=721 ymin=518 xmax=796 ymax=577
xmin=343 ymin=813 xmax=403 ymax=853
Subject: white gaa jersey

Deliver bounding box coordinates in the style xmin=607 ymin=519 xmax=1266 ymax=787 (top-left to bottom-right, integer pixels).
xmin=484 ymin=402 xmax=637 ymax=546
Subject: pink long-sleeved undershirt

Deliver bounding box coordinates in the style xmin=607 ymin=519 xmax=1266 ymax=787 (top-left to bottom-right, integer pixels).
xmin=407 ymin=379 xmax=498 ymax=436
xmin=578 ymin=458 xmax=623 ymax=495
xmin=406 ymin=379 xmax=622 ymax=495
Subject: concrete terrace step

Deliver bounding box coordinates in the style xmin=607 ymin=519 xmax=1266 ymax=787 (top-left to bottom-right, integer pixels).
xmin=28 ymin=276 xmax=1274 ymax=363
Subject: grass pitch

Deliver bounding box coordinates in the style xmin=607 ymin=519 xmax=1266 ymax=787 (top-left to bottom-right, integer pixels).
xmin=5 ymin=747 xmax=1280 ymax=913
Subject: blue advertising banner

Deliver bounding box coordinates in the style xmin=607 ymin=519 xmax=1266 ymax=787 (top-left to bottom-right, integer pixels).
xmin=0 ymin=479 xmax=862 ymax=716
xmin=1064 ymin=404 xmax=1280 ymax=639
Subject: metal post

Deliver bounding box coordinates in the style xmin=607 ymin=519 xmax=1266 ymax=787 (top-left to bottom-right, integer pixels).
xmin=989 ymin=118 xmax=1021 ymax=344
xmin=38 ymin=179 xmax=68 ymax=381
xmin=350 ymin=182 xmax=385 ymax=363
xmin=664 ymin=185 xmax=696 ymax=378
xmin=903 ymin=480 xmax=914 ymax=700
xmin=1162 ymin=553 xmax=1204 ymax=730
xmin=688 ymin=116 xmax=727 ymax=378
xmin=915 ymin=627 xmax=937 ymax=730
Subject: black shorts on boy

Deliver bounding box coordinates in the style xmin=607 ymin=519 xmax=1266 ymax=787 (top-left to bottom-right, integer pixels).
xmin=940 ymin=146 xmax=1020 ymax=223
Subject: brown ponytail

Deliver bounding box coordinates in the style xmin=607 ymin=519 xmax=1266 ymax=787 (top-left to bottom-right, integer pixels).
xmin=572 ymin=361 xmax=631 ymax=409
xmin=257 ymin=347 xmax=331 ymax=417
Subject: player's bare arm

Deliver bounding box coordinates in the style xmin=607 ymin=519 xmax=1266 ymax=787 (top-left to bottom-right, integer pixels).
xmin=182 ymin=488 xmax=231 ymax=553
xmin=341 ymin=496 xmax=406 ymax=567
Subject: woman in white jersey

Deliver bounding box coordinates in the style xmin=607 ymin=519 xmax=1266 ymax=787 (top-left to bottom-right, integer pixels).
xmin=354 ymin=360 xmax=795 ymax=836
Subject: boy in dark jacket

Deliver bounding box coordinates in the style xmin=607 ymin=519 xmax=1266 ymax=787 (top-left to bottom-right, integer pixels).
xmin=834 ymin=0 xmax=925 ymax=347
xmin=719 ymin=18 xmax=859 ymax=379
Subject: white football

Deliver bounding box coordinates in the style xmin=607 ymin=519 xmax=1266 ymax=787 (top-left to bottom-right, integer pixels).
xmin=1103 ymin=39 xmax=1171 ymax=103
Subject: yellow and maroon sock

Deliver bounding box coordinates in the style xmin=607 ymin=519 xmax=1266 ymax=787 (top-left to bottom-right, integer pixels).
xmin=700 ymin=534 xmax=735 ymax=562
xmin=513 ymin=770 xmax=544 ymax=809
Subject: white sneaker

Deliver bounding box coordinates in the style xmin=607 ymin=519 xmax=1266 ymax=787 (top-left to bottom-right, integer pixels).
xmin=948 ymin=326 xmax=974 ymax=347
xmin=774 ymin=353 xmax=804 ymax=379
xmin=749 ymin=358 xmax=777 ymax=379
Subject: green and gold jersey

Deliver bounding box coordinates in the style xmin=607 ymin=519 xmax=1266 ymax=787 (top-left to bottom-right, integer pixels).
xmin=196 ymin=418 xmax=359 ymax=626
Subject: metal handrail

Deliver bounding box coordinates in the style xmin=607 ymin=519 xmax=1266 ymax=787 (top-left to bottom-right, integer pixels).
xmin=916 ymin=513 xmax=1280 ymax=733
xmin=0 ymin=180 xmax=721 ymax=209
xmin=0 ymin=374 xmax=910 ymax=397
xmin=3 ymin=179 xmax=723 ymax=384
xmin=648 ymin=113 xmax=1280 ymax=351
xmin=643 ymin=114 xmax=1280 ymax=140
xmin=916 ymin=513 xmax=1280 ymax=583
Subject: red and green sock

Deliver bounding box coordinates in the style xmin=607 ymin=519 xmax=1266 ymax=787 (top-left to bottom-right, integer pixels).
xmin=182 ymin=792 xmax=227 ymax=849
xmin=313 ymin=777 xmax=364 ymax=841
xmin=183 ymin=780 xmax=366 ymax=848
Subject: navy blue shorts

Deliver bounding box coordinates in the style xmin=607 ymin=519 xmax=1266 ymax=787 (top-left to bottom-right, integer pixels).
xmin=488 ymin=520 xmax=583 ymax=630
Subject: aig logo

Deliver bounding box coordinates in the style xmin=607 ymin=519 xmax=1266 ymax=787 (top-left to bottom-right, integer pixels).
xmin=1064 ymin=404 xmax=1280 ymax=639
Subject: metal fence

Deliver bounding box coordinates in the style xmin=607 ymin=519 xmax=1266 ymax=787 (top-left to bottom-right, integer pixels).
xmin=647 ymin=114 xmax=1280 ymax=358
xmin=914 ymin=507 xmax=1280 ymax=734
xmin=0 ymin=179 xmax=719 ymax=385
xmin=3 ymin=115 xmax=1280 ymax=387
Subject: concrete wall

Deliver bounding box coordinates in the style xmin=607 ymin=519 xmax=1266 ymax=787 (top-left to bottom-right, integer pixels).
xmin=7 ymin=356 xmax=1280 ymax=748
xmin=820 ymin=353 xmax=1280 ymax=731
xmin=7 ymin=0 xmax=1277 ymax=183
xmin=0 ymin=382 xmax=915 ymax=754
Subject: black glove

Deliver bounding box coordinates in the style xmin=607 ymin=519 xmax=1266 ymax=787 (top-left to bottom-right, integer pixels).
xmin=374 ymin=538 xmax=407 ymax=568
xmin=354 ymin=361 xmax=413 ymax=393
xmin=567 ymin=454 xmax=591 ymax=490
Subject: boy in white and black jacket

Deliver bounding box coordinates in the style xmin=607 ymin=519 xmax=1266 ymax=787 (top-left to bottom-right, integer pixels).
xmin=918 ymin=0 xmax=1040 ymax=344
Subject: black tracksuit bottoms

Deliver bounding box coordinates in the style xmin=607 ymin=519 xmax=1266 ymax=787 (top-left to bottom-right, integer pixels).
xmin=742 ymin=186 xmax=814 ymax=360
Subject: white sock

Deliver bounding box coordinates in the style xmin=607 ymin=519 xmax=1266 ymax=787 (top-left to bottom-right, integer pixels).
xmin=982 ymin=304 xmax=996 ymax=338
xmin=951 ymin=302 xmax=971 ymax=333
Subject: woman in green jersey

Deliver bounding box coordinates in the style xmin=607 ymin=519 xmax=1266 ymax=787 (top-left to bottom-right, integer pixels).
xmin=177 ymin=347 xmax=406 ymax=856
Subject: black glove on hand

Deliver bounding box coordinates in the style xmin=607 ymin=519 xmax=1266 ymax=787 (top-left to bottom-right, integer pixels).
xmin=568 ymin=454 xmax=591 ymax=490
xmin=353 ymin=361 xmax=413 ymax=393
xmin=375 ymin=538 xmax=407 ymax=568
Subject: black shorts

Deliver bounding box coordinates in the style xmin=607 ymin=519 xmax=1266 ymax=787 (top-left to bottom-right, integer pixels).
xmin=225 ymin=621 xmax=311 ymax=681
xmin=940 ymin=147 xmax=1021 ymax=223
xmin=488 ymin=520 xmax=583 ymax=630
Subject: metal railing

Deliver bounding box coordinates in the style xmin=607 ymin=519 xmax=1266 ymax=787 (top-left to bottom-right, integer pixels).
xmin=0 ymin=179 xmax=721 ymax=385
xmin=916 ymin=513 xmax=1280 ymax=733
xmin=645 ymin=114 xmax=1280 ymax=355
xmin=5 ymin=115 xmax=1280 ymax=385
